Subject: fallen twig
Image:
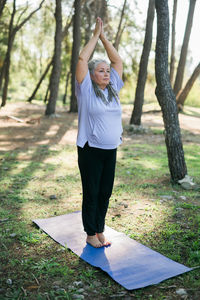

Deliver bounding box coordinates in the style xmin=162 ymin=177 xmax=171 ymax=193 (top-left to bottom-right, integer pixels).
xmin=32 ymin=273 xmax=40 ymax=285
xmin=21 ymin=286 xmax=27 ymax=297
xmin=6 ymin=115 xmax=24 ymax=122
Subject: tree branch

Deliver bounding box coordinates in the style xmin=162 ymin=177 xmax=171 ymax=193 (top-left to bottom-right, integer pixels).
xmin=15 ymin=0 xmax=45 ymax=33
xmin=15 ymin=4 xmax=29 ymax=27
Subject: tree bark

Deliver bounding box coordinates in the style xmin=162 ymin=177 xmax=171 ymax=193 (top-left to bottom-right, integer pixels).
xmin=69 ymin=0 xmax=81 ymax=113
xmin=155 ymin=0 xmax=187 ymax=182
xmin=99 ymin=0 xmax=107 ymax=20
xmin=113 ymin=0 xmax=127 ymax=51
xmin=83 ymin=0 xmax=107 ymax=45
xmin=1 ymin=0 xmax=16 ymax=107
xmin=176 ymin=61 xmax=200 ymax=110
xmin=173 ymin=0 xmax=196 ymax=95
xmin=169 ymin=0 xmax=177 ymax=85
xmin=0 ymin=0 xmax=7 ymax=18
xmin=45 ymin=0 xmax=62 ymax=116
xmin=63 ymin=71 xmax=70 ymax=105
xmin=130 ymin=0 xmax=155 ymax=125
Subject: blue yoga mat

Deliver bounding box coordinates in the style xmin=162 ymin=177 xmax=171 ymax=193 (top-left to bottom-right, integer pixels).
xmin=33 ymin=211 xmax=193 ymax=290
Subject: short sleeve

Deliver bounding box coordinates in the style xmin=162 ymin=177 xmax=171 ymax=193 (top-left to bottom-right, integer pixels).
xmin=110 ymin=67 xmax=124 ymax=92
xmin=75 ymin=70 xmax=92 ymax=99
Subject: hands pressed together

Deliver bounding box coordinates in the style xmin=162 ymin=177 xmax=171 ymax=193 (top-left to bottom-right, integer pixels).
xmin=93 ymin=17 xmax=106 ymax=41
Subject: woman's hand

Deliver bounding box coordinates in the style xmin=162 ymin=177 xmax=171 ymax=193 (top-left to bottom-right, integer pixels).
xmin=93 ymin=17 xmax=102 ymax=37
xmin=99 ymin=18 xmax=106 ymax=42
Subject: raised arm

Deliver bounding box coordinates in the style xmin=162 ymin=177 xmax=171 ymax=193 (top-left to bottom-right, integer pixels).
xmin=100 ymin=20 xmax=123 ymax=79
xmin=76 ymin=18 xmax=101 ymax=84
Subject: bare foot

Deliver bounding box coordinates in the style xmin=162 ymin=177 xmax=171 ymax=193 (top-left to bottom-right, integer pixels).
xmin=86 ymin=235 xmax=103 ymax=248
xmin=96 ymin=233 xmax=111 ymax=247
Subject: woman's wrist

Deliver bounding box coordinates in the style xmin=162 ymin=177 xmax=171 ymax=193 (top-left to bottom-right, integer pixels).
xmin=92 ymin=31 xmax=100 ymax=41
xmin=100 ymin=34 xmax=108 ymax=43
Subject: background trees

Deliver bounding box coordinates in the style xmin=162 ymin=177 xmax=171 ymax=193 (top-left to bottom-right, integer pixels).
xmin=0 ymin=0 xmax=45 ymax=107
xmin=45 ymin=0 xmax=62 ymax=116
xmin=0 ymin=0 xmax=199 ymax=182
xmin=130 ymin=0 xmax=155 ymax=126
xmin=1 ymin=0 xmax=199 ymax=113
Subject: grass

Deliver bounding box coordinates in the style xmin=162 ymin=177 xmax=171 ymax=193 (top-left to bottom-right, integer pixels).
xmin=0 ymin=106 xmax=200 ymax=299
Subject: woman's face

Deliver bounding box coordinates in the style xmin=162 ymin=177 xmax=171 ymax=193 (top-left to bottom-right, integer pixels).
xmin=91 ymin=62 xmax=110 ymax=89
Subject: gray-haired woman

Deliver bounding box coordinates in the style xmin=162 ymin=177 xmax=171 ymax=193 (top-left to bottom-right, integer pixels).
xmin=75 ymin=17 xmax=123 ymax=248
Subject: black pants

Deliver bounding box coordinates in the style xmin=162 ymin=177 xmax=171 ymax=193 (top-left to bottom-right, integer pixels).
xmin=78 ymin=142 xmax=117 ymax=236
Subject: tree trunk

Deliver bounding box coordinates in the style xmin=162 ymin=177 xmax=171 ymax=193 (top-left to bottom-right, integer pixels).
xmin=28 ymin=59 xmax=53 ymax=103
xmin=176 ymin=61 xmax=200 ymax=111
xmin=69 ymin=0 xmax=81 ymax=113
xmin=45 ymin=0 xmax=62 ymax=116
xmin=0 ymin=0 xmax=45 ymax=107
xmin=99 ymin=0 xmax=107 ymax=21
xmin=83 ymin=0 xmax=107 ymax=45
xmin=173 ymin=0 xmax=196 ymax=95
xmin=44 ymin=83 xmax=50 ymax=103
xmin=130 ymin=0 xmax=155 ymax=125
xmin=155 ymin=0 xmax=187 ymax=182
xmin=63 ymin=71 xmax=70 ymax=105
xmin=169 ymin=0 xmax=177 ymax=85
xmin=1 ymin=0 xmax=16 ymax=107
xmin=28 ymin=12 xmax=71 ymax=104
xmin=113 ymin=0 xmax=127 ymax=51
xmin=0 ymin=0 xmax=7 ymax=18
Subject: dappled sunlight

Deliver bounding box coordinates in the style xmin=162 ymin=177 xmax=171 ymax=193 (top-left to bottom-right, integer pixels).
xmin=36 ymin=139 xmax=50 ymax=145
xmin=186 ymin=154 xmax=200 ymax=160
xmin=136 ymin=159 xmax=161 ymax=170
xmin=0 ymin=102 xmax=78 ymax=151
xmin=45 ymin=124 xmax=60 ymax=136
xmin=58 ymin=128 xmax=77 ymax=145
xmin=43 ymin=149 xmax=78 ymax=170
xmin=1 ymin=102 xmax=200 ymax=300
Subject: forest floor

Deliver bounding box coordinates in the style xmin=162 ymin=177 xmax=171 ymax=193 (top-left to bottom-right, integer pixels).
xmin=0 ymin=101 xmax=200 ymax=151
xmin=0 ymin=101 xmax=200 ymax=300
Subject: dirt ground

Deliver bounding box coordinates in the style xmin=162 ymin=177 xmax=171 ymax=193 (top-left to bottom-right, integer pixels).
xmin=0 ymin=101 xmax=200 ymax=151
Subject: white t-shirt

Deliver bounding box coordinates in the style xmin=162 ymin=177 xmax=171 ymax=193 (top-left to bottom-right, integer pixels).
xmin=75 ymin=67 xmax=124 ymax=149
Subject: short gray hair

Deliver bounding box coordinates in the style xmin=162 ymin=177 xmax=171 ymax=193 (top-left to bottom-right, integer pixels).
xmin=88 ymin=59 xmax=110 ymax=74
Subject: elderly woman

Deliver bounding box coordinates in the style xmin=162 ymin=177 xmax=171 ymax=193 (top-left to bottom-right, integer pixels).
xmin=75 ymin=17 xmax=123 ymax=248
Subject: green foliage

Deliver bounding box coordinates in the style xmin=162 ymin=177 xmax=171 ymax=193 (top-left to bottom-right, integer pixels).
xmin=185 ymin=80 xmax=200 ymax=108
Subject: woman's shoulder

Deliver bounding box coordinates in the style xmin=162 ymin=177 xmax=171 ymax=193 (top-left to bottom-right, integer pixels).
xmin=110 ymin=67 xmax=124 ymax=91
xmin=75 ymin=70 xmax=92 ymax=96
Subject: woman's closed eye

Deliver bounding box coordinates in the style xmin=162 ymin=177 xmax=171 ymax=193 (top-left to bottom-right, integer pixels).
xmin=99 ymin=70 xmax=110 ymax=73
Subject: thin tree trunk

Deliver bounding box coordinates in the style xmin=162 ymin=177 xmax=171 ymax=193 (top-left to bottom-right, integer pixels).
xmin=173 ymin=0 xmax=196 ymax=95
xmin=169 ymin=0 xmax=177 ymax=84
xmin=176 ymin=62 xmax=200 ymax=110
xmin=99 ymin=0 xmax=107 ymax=21
xmin=62 ymin=71 xmax=70 ymax=105
xmin=28 ymin=12 xmax=72 ymax=104
xmin=0 ymin=60 xmax=5 ymax=91
xmin=1 ymin=0 xmax=16 ymax=107
xmin=113 ymin=0 xmax=127 ymax=51
xmin=130 ymin=0 xmax=155 ymax=125
xmin=44 ymin=83 xmax=50 ymax=103
xmin=45 ymin=0 xmax=62 ymax=116
xmin=0 ymin=0 xmax=45 ymax=107
xmin=0 ymin=0 xmax=7 ymax=18
xmin=28 ymin=59 xmax=53 ymax=103
xmin=83 ymin=0 xmax=92 ymax=44
xmin=69 ymin=0 xmax=81 ymax=113
xmin=155 ymin=0 xmax=187 ymax=182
